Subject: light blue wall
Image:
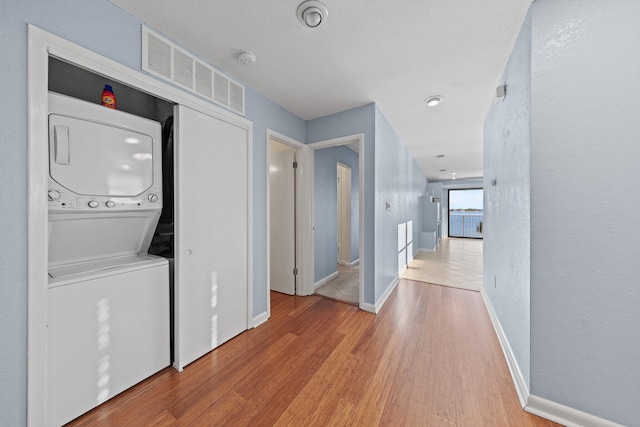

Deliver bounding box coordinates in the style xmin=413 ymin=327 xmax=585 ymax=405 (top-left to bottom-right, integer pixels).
xmin=483 ymin=9 xmax=532 ymax=390
xmin=530 ymin=1 xmax=640 ymax=424
xmin=373 ymin=106 xmax=427 ymax=301
xmin=0 ymin=1 xmax=304 ymax=424
xmin=313 ymin=146 xmax=359 ymax=282
xmin=307 ymin=104 xmax=376 ymax=304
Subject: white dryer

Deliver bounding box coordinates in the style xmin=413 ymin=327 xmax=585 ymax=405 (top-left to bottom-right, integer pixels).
xmin=46 ymin=92 xmax=170 ymax=426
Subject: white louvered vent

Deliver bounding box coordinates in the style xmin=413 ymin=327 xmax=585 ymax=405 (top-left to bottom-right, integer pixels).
xmin=195 ymin=61 xmax=212 ymax=98
xmin=173 ymin=49 xmax=194 ymax=89
xmin=213 ymin=71 xmax=229 ymax=105
xmin=229 ymin=80 xmax=244 ymax=114
xmin=145 ymin=32 xmax=172 ymax=79
xmin=142 ymin=26 xmax=245 ymax=115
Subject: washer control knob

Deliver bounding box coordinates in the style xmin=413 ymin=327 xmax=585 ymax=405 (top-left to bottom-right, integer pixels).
xmin=48 ymin=190 xmax=61 ymax=201
xmin=88 ymin=200 xmax=99 ymax=208
xmin=147 ymin=193 xmax=159 ymax=202
xmin=106 ymin=200 xmax=116 ymax=208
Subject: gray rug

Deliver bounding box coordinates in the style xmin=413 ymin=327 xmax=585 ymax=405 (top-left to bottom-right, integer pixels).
xmin=315 ymin=264 xmax=359 ymax=305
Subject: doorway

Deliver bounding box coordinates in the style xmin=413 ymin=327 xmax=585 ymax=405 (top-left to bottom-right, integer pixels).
xmin=310 ymin=136 xmax=363 ymax=307
xmin=448 ymin=188 xmax=483 ymax=239
xmin=265 ymin=130 xmax=308 ymax=320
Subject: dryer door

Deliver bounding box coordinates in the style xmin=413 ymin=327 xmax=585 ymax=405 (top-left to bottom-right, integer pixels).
xmin=49 ymin=114 xmax=154 ymax=197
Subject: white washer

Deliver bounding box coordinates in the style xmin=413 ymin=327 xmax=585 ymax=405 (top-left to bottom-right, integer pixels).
xmin=46 ymin=92 xmax=169 ymax=426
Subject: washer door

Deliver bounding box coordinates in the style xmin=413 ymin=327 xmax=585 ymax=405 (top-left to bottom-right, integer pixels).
xmin=49 ymin=114 xmax=154 ymax=197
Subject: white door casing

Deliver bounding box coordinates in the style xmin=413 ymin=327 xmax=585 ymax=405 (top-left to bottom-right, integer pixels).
xmin=28 ymin=26 xmax=253 ymax=424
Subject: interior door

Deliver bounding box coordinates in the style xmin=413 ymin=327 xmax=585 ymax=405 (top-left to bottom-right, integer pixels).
xmin=269 ymin=141 xmax=296 ymax=295
xmin=174 ymin=105 xmax=248 ymax=370
xmin=337 ymin=164 xmax=351 ymax=265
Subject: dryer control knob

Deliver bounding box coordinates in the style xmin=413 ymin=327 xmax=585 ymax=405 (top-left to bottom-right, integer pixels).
xmin=106 ymin=200 xmax=116 ymax=208
xmin=48 ymin=190 xmax=61 ymax=201
xmin=148 ymin=193 xmax=159 ymax=202
xmin=88 ymin=200 xmax=99 ymax=208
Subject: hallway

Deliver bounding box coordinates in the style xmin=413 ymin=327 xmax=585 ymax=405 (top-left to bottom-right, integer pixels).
xmin=403 ymin=238 xmax=483 ymax=292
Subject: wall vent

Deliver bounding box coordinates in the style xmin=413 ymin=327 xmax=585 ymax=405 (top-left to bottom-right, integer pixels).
xmin=142 ymin=26 xmax=245 ymax=115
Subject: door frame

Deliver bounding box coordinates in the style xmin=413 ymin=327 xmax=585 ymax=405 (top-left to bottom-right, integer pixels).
xmin=265 ymin=130 xmax=308 ymax=321
xmin=27 ymin=25 xmax=253 ymax=425
xmin=306 ymin=134 xmax=365 ymax=309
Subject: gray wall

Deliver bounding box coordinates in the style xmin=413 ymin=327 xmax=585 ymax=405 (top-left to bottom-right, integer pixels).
xmin=313 ymin=146 xmax=359 ymax=282
xmin=530 ymin=1 xmax=640 ymax=424
xmin=483 ymin=10 xmax=532 ymax=389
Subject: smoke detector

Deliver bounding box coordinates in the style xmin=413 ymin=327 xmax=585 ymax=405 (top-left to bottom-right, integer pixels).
xmin=297 ymin=1 xmax=328 ymax=28
xmin=237 ymin=50 xmax=256 ymax=66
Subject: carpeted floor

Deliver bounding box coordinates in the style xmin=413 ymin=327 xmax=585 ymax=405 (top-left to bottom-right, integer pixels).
xmin=402 ymin=238 xmax=483 ymax=292
xmin=315 ymin=264 xmax=359 ymax=305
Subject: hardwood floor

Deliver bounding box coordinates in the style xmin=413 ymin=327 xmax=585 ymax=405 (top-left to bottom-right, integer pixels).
xmin=67 ymin=283 xmax=558 ymax=426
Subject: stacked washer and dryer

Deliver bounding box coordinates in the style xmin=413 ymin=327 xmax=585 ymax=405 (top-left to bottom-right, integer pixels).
xmin=46 ymin=92 xmax=170 ymax=426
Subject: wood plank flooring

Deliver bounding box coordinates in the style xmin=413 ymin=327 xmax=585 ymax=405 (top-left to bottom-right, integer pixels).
xmin=67 ymin=281 xmax=558 ymax=426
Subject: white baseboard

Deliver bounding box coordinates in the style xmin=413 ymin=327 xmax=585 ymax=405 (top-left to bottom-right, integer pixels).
xmin=373 ymin=276 xmax=400 ymax=314
xmin=340 ymin=258 xmax=359 ymax=267
xmin=314 ymin=271 xmax=339 ymax=290
xmin=480 ymin=289 xmax=529 ymax=408
xmin=360 ymin=302 xmax=376 ymax=313
xmin=252 ymin=311 xmax=269 ymax=328
xmin=481 ymin=290 xmax=623 ymax=427
xmin=525 ymin=395 xmax=624 ymax=427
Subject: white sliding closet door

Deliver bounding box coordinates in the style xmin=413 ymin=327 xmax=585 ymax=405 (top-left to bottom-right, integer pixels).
xmin=174 ymin=105 xmax=248 ymax=370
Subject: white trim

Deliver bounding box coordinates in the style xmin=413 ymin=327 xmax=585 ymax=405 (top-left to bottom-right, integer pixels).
xmin=360 ymin=302 xmax=376 ymax=313
xmin=480 ymin=289 xmax=529 ymax=408
xmin=306 ymin=133 xmax=365 ymax=310
xmin=265 ymin=129 xmax=307 ymax=322
xmin=417 ymin=248 xmax=436 ymax=253
xmin=27 ymin=25 xmax=253 ymax=425
xmin=252 ymin=311 xmax=270 ymax=328
xmin=372 ymin=276 xmax=400 ymax=314
xmin=314 ymin=271 xmax=339 ymax=290
xmin=341 ymin=258 xmax=359 ymax=267
xmin=525 ymin=395 xmax=625 ymax=427
xmin=27 ymin=25 xmax=51 ymax=427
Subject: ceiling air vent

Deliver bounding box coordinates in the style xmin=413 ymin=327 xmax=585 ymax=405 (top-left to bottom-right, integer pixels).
xmin=142 ymin=26 xmax=245 ymax=115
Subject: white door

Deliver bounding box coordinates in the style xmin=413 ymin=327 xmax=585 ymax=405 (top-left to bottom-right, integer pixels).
xmin=269 ymin=141 xmax=296 ymax=295
xmin=174 ymin=105 xmax=248 ymax=370
xmin=337 ymin=163 xmax=352 ymax=265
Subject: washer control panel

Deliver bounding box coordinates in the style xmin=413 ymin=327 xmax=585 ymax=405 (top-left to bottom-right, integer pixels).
xmin=47 ymin=185 xmax=162 ymax=212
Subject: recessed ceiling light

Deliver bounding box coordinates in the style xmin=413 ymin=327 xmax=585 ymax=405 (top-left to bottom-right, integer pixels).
xmin=452 ymin=172 xmax=456 ymax=175
xmin=297 ymin=1 xmax=328 ymax=28
xmin=424 ymin=96 xmax=442 ymax=107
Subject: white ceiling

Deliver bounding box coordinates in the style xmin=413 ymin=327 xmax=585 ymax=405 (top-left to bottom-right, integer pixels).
xmin=111 ymin=0 xmax=531 ymax=180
